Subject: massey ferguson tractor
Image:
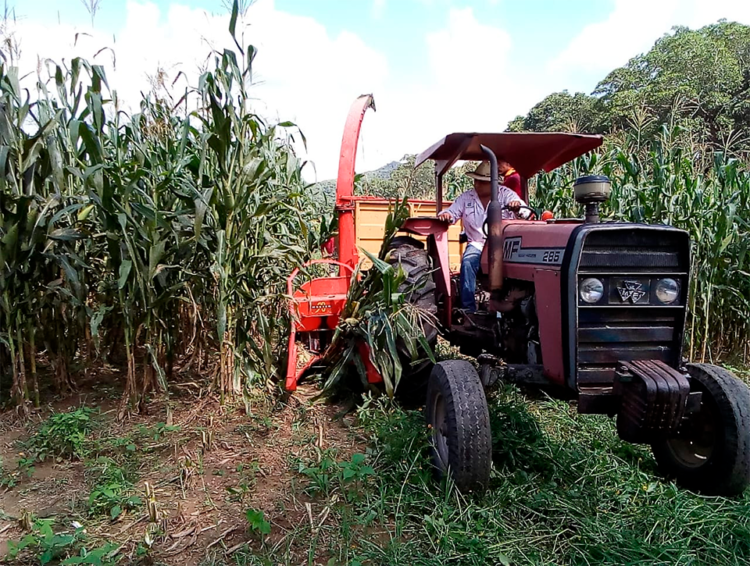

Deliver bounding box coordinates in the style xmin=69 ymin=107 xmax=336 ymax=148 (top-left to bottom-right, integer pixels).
xmin=286 ymin=95 xmax=750 ymax=496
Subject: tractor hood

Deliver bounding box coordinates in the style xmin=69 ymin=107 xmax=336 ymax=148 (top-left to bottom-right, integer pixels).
xmin=415 ymin=132 xmax=603 ymax=177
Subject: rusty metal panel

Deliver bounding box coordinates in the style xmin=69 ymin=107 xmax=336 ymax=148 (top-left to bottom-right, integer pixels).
xmin=414 ymin=132 xmax=603 ymax=177
xmin=579 ymin=309 xmax=679 ymax=324
xmin=578 ymin=326 xmax=675 ymax=343
xmin=577 ymin=390 xmax=618 ymax=414
xmin=577 ymin=367 xmax=617 ymax=385
xmin=534 ymin=269 xmax=565 ymax=385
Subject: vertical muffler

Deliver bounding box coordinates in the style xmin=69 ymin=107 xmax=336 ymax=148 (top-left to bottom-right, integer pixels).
xmin=481 ymin=145 xmax=504 ymax=293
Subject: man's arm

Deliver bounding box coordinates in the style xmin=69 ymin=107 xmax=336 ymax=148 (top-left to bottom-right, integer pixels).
xmin=438 ymin=192 xmax=465 ymax=223
xmin=501 ymin=188 xmax=529 ymax=218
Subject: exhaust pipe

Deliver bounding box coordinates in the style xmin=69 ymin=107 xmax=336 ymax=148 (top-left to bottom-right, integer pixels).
xmin=481 ymin=145 xmax=504 ymax=293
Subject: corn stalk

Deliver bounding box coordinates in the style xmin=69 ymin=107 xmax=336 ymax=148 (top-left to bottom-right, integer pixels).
xmin=0 ymin=0 xmax=324 ymax=410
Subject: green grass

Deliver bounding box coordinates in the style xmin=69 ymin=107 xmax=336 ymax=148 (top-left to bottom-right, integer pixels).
xmin=224 ymin=386 xmax=750 ymax=566
xmin=7 ymin=381 xmax=749 ymax=565
xmin=85 ymin=456 xmax=142 ymax=519
xmin=7 ymin=519 xmax=119 ymax=565
xmin=22 ymin=407 xmax=97 ymax=462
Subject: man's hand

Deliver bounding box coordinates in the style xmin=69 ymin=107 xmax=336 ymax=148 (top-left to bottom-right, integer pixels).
xmin=507 ymin=201 xmax=522 ymax=213
xmin=438 ymin=211 xmax=453 ymax=223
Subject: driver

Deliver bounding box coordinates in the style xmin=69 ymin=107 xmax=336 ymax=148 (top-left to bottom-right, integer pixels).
xmin=437 ymin=160 xmax=528 ymax=313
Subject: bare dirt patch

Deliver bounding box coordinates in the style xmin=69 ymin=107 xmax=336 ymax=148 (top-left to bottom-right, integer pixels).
xmin=0 ymin=382 xmax=365 ymax=565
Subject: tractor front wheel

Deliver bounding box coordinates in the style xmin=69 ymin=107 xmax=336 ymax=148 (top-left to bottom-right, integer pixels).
xmin=651 ymin=363 xmax=750 ymax=496
xmin=425 ymin=360 xmax=492 ymax=492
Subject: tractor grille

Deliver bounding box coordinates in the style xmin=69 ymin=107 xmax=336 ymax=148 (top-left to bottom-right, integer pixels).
xmin=575 ymin=229 xmax=689 ymax=388
xmin=580 ymin=247 xmax=681 ymax=270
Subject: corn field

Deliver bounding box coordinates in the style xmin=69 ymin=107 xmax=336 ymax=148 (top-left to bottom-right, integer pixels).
xmin=1 ymin=12 xmax=748 ymax=415
xmin=0 ymin=23 xmax=331 ymax=414
xmin=533 ymin=123 xmax=750 ymax=362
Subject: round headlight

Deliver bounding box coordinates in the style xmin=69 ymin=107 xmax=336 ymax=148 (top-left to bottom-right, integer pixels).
xmin=580 ymin=278 xmax=604 ymax=304
xmin=655 ymin=278 xmax=680 ymax=304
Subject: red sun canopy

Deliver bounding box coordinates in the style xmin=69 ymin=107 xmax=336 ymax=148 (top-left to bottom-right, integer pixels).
xmin=415 ymin=132 xmax=604 ymax=178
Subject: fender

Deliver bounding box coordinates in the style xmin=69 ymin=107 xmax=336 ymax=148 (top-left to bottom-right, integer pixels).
xmin=400 ymin=217 xmax=452 ymax=327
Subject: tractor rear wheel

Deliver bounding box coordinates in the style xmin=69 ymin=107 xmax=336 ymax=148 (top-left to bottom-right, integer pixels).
xmin=425 ymin=360 xmax=492 ymax=492
xmin=386 ymin=239 xmax=438 ymax=382
xmin=651 ymin=363 xmax=750 ymax=496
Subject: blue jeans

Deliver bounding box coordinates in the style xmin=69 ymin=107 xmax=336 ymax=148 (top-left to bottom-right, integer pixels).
xmin=460 ymin=245 xmax=482 ymax=313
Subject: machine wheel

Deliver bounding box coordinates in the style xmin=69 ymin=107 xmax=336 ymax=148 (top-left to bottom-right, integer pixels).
xmin=386 ymin=240 xmax=438 ymax=372
xmin=388 ymin=235 xmax=424 ymax=250
xmin=651 ymin=363 xmax=750 ymax=496
xmin=425 ymin=360 xmax=492 ymax=492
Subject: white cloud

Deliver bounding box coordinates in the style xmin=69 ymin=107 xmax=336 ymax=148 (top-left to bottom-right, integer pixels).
xmin=687 ymin=0 xmax=750 ymax=28
xmin=550 ymin=0 xmax=680 ymax=74
xmin=243 ymin=1 xmax=389 ymax=179
xmin=426 ymin=7 xmax=511 ymax=89
xmin=355 ymin=7 xmax=524 ymax=171
xmin=31 ymin=1 xmax=750 ymax=182
xmin=10 ymin=0 xmax=388 ymax=180
xmin=551 ymin=0 xmax=750 ymax=83
xmin=423 ymin=7 xmax=524 ymax=133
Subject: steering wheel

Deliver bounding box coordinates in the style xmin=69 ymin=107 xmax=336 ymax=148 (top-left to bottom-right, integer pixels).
xmin=482 ymin=205 xmax=537 ymax=236
xmin=511 ymin=205 xmax=538 ymax=220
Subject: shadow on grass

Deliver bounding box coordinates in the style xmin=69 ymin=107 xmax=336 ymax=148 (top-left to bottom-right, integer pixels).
xmin=243 ymin=386 xmax=750 ymax=566
xmin=488 ymin=384 xmax=663 ymax=482
xmin=350 ymin=386 xmax=750 ymax=565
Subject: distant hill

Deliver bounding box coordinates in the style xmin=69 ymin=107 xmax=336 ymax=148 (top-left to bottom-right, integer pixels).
xmin=364 ymin=160 xmax=402 ymax=180
xmin=310 ymin=157 xmax=405 ymax=202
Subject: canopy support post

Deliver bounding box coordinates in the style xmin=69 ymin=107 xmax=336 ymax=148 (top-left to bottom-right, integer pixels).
xmin=436 ymin=171 xmax=444 ymax=215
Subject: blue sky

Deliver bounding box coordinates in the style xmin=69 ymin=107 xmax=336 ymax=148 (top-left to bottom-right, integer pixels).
xmin=24 ymin=0 xmax=615 ymax=92
xmin=12 ymin=0 xmax=750 ymax=179
xmin=276 ymin=0 xmax=613 ymax=89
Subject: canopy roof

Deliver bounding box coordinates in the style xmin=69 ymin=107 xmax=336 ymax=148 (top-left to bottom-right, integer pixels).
xmin=415 ymin=132 xmax=604 ymax=178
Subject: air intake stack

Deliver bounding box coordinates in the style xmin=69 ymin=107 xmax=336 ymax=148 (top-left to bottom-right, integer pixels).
xmin=574 ymin=175 xmax=611 ymax=223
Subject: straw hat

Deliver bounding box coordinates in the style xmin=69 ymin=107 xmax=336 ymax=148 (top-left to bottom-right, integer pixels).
xmin=466 ymin=161 xmax=492 ymax=181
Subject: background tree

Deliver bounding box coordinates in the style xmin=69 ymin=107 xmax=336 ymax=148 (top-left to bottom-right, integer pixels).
xmin=507 ymin=90 xmax=601 ymax=133
xmin=594 ymin=21 xmax=750 ymax=147
xmin=358 ymin=155 xmax=473 ymax=201
xmin=511 ymin=20 xmax=750 ymax=159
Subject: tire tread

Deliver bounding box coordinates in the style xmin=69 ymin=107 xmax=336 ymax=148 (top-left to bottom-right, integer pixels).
xmin=387 ymin=242 xmax=438 ymax=370
xmin=426 ymin=360 xmax=492 ymax=491
xmin=652 ymin=363 xmax=750 ymax=496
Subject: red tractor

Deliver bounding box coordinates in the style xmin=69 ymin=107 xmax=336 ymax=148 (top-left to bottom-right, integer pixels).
xmin=287 ymin=95 xmax=750 ymax=496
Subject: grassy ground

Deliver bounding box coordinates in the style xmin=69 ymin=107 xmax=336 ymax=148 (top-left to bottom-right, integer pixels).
xmin=1 ymin=365 xmax=749 ymax=565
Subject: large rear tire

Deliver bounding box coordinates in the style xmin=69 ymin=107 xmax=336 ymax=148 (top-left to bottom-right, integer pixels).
xmin=651 ymin=363 xmax=750 ymax=496
xmin=386 ymin=240 xmax=438 ymax=372
xmin=425 ymin=360 xmax=492 ymax=492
